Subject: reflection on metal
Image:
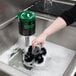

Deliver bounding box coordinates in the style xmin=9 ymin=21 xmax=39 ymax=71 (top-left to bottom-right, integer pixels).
xmin=0 ymin=19 xmax=18 ymax=54
xmin=0 ymin=0 xmax=18 ymax=25
xmin=63 ymin=55 xmax=76 ymax=76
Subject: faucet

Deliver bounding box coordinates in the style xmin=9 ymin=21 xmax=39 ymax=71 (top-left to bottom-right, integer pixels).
xmin=43 ymin=0 xmax=53 ymax=10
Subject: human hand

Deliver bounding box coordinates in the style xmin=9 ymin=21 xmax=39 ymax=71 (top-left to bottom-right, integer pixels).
xmin=32 ymin=34 xmax=47 ymax=48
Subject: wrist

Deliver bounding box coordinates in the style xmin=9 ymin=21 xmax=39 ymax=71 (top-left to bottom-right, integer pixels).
xmin=40 ymin=32 xmax=48 ymax=39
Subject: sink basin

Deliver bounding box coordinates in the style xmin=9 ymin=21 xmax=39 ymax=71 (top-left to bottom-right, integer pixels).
xmin=0 ymin=13 xmax=76 ymax=76
xmin=0 ymin=36 xmax=75 ymax=76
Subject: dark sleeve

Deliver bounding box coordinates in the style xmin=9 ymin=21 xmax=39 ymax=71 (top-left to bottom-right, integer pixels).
xmin=60 ymin=5 xmax=76 ymax=26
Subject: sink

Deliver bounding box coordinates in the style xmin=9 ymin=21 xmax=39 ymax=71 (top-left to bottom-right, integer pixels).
xmin=0 ymin=36 xmax=75 ymax=76
xmin=63 ymin=55 xmax=76 ymax=76
xmin=0 ymin=13 xmax=76 ymax=76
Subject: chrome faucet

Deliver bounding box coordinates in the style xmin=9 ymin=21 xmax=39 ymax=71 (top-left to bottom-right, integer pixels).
xmin=44 ymin=0 xmax=53 ymax=10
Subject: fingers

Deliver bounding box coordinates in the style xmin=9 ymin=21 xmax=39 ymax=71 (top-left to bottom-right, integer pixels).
xmin=41 ymin=43 xmax=44 ymax=48
xmin=32 ymin=39 xmax=38 ymax=48
xmin=32 ymin=39 xmax=44 ymax=49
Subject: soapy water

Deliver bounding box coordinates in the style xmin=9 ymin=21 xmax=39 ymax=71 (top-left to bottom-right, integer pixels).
xmin=0 ymin=36 xmax=75 ymax=76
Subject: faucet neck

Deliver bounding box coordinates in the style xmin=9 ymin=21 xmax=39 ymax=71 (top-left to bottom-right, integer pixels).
xmin=43 ymin=0 xmax=53 ymax=10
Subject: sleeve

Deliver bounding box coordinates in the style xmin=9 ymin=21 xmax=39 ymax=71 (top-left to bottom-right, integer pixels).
xmin=60 ymin=5 xmax=76 ymax=26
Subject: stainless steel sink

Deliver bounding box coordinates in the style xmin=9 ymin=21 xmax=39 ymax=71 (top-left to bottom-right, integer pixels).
xmin=0 ymin=0 xmax=76 ymax=76
xmin=0 ymin=13 xmax=76 ymax=76
xmin=0 ymin=19 xmax=19 ymax=55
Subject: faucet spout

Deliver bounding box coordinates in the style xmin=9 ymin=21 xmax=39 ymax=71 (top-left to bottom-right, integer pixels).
xmin=44 ymin=0 xmax=53 ymax=10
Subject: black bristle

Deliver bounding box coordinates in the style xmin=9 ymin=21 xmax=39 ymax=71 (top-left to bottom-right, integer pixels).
xmin=41 ymin=48 xmax=47 ymax=55
xmin=35 ymin=55 xmax=44 ymax=64
xmin=28 ymin=46 xmax=32 ymax=53
xmin=24 ymin=53 xmax=34 ymax=62
xmin=23 ymin=64 xmax=33 ymax=70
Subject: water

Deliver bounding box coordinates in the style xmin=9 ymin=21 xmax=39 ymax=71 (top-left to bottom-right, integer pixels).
xmin=0 ymin=36 xmax=75 ymax=76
